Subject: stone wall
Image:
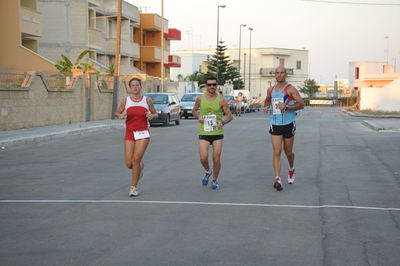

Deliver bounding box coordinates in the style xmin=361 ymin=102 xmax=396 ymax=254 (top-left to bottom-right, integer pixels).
xmin=0 ymin=70 xmax=157 ymax=132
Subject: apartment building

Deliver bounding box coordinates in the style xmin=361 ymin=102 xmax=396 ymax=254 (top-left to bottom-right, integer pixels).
xmin=35 ymin=0 xmax=181 ymax=81
xmin=171 ymin=47 xmax=309 ymax=99
xmin=0 ymin=0 xmax=56 ymax=72
xmin=0 ymin=0 xmax=180 ymax=82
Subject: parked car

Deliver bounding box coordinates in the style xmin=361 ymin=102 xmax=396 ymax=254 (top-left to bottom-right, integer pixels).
xmin=144 ymin=93 xmax=180 ymax=126
xmin=223 ymin=95 xmax=235 ymax=114
xmin=180 ymin=92 xmax=203 ymax=119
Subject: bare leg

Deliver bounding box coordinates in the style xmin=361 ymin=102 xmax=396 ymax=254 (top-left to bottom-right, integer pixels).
xmin=124 ymin=139 xmax=149 ymax=187
xmin=199 ymin=139 xmax=211 ymax=172
xmin=270 ymin=134 xmax=283 ymax=177
xmin=210 ymin=139 xmax=223 ymax=180
xmin=283 ymin=136 xmax=295 ymax=168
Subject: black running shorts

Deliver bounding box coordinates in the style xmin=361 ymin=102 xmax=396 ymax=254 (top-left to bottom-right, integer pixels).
xmin=269 ymin=122 xmax=296 ymax=138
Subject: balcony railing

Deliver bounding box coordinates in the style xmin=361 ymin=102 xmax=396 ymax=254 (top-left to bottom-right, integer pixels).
xmin=20 ymin=6 xmax=42 ymax=38
xmin=141 ymin=46 xmax=162 ymax=63
xmin=88 ymin=28 xmax=102 ymax=49
xmin=105 ymin=39 xmax=140 ymax=58
xmin=260 ymin=68 xmax=294 ymax=76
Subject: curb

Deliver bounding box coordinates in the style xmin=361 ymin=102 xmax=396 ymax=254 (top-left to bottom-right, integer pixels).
xmin=1 ymin=124 xmax=124 ymax=148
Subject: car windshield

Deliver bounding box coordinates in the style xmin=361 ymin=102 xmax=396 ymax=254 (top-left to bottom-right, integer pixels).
xmin=146 ymin=94 xmax=168 ymax=104
xmin=181 ymin=94 xmax=201 ymax=102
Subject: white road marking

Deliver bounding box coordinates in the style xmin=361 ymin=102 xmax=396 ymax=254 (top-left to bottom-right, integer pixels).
xmin=1 ymin=200 xmax=399 ymax=211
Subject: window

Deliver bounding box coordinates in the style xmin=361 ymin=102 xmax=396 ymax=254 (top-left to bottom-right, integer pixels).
xmin=355 ymin=67 xmax=359 ymax=79
xmin=296 ymin=61 xmax=301 ymax=70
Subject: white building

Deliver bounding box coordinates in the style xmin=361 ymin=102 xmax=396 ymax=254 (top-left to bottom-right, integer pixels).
xmin=349 ymin=61 xmax=400 ymax=111
xmin=171 ymin=47 xmax=309 ymax=99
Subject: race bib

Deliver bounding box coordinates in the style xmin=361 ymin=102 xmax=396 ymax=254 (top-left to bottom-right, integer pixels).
xmin=134 ymin=130 xmax=150 ymax=140
xmin=271 ymin=98 xmax=284 ymax=114
xmin=203 ymin=115 xmax=217 ymax=132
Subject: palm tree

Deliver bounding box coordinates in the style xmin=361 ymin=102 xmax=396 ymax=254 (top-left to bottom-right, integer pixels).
xmin=55 ymin=50 xmax=96 ymax=77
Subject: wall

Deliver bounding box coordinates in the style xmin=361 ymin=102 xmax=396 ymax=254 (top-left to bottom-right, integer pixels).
xmin=360 ymin=78 xmax=400 ymax=111
xmin=0 ymin=71 xmax=153 ymax=131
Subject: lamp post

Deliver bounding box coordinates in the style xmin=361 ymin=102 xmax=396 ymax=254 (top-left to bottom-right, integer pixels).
xmin=384 ymin=35 xmax=389 ymax=66
xmin=248 ymin=27 xmax=253 ymax=92
xmin=237 ymin=24 xmax=246 ymax=89
xmin=393 ymin=58 xmax=397 ymax=72
xmin=216 ymin=4 xmax=226 ymax=82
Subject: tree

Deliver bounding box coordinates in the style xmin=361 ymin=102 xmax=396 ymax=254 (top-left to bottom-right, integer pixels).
xmin=207 ymin=41 xmax=242 ymax=87
xmin=298 ymin=79 xmax=320 ymax=98
xmin=55 ymin=50 xmax=96 ymax=77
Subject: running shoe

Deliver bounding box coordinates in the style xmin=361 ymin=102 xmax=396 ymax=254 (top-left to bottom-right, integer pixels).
xmin=273 ymin=177 xmax=283 ymax=191
xmin=129 ymin=186 xmax=139 ymax=197
xmin=202 ymin=171 xmax=212 ymax=186
xmin=211 ymin=180 xmax=219 ymax=189
xmin=139 ymin=161 xmax=145 ymax=180
xmin=288 ymin=168 xmax=295 ymax=184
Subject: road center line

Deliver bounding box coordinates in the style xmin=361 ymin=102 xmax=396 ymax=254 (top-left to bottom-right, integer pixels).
xmin=1 ymin=200 xmax=399 ymax=211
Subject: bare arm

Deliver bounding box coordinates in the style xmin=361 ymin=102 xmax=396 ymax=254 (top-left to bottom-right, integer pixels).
xmin=218 ymin=97 xmax=233 ymax=128
xmin=263 ymin=87 xmax=272 ymax=113
xmin=145 ymin=97 xmax=158 ymax=120
xmin=287 ymin=86 xmax=305 ymax=110
xmin=115 ymin=98 xmax=127 ymax=119
xmin=191 ymin=96 xmax=203 ymax=123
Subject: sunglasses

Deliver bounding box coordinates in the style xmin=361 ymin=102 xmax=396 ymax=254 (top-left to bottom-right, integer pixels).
xmin=206 ymin=83 xmax=218 ymax=87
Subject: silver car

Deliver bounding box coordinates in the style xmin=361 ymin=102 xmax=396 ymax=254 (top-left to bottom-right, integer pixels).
xmin=180 ymin=93 xmax=202 ymax=119
xmin=144 ymin=93 xmax=181 ymax=127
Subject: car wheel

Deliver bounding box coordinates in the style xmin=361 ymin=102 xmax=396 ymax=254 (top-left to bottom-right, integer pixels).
xmin=164 ymin=114 xmax=170 ymax=127
xmin=184 ymin=115 xmax=188 ymax=119
xmin=175 ymin=115 xmax=180 ymax=125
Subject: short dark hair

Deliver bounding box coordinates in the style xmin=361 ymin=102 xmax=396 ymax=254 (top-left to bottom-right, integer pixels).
xmin=205 ymin=76 xmax=217 ymax=83
xmin=129 ymin=77 xmax=142 ymax=86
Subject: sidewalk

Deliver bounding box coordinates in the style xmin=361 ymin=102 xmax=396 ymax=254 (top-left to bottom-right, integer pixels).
xmin=343 ymin=109 xmax=400 ymax=131
xmin=0 ymin=119 xmax=125 ymax=148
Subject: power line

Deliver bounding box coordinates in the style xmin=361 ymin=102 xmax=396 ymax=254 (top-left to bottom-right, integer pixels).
xmin=302 ymin=0 xmax=400 ymax=5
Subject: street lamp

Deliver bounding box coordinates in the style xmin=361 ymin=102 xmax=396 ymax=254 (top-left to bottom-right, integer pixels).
xmin=237 ymin=24 xmax=246 ymax=89
xmin=393 ymin=58 xmax=397 ymax=72
xmin=248 ymin=27 xmax=253 ymax=92
xmin=384 ymin=35 xmax=389 ymax=66
xmin=216 ymin=5 xmax=226 ymax=82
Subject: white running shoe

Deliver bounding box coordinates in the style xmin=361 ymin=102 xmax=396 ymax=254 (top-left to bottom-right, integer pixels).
xmin=288 ymin=169 xmax=295 ymax=184
xmin=129 ymin=186 xmax=139 ymax=197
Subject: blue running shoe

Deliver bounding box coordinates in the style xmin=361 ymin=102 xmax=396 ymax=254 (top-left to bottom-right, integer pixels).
xmin=211 ymin=180 xmax=219 ymax=189
xmin=202 ymin=171 xmax=212 ymax=186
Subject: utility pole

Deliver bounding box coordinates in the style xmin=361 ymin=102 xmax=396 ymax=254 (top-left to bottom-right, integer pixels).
xmin=112 ymin=0 xmax=122 ymax=119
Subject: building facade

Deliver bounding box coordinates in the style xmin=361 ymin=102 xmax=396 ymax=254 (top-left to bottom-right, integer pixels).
xmin=170 ymin=47 xmax=309 ymax=99
xmin=0 ymin=0 xmax=181 ymax=83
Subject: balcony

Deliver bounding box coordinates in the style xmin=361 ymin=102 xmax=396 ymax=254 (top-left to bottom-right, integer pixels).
xmin=140 ymin=14 xmax=162 ymax=30
xmin=105 ymin=39 xmax=140 ymax=58
xmin=141 ymin=46 xmax=162 ymax=63
xmin=104 ymin=1 xmax=139 ymax=22
xmin=20 ymin=6 xmax=42 ymax=38
xmin=164 ymin=55 xmax=181 ymax=68
xmin=164 ymin=28 xmax=181 ymax=40
xmin=260 ymin=68 xmax=294 ymax=76
xmin=88 ymin=28 xmax=102 ymax=49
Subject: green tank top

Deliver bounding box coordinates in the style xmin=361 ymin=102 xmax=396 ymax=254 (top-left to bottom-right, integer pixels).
xmin=198 ymin=93 xmax=224 ymax=135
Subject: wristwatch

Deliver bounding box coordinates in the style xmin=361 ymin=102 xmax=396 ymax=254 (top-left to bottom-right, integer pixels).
xmin=285 ymin=106 xmax=289 ymax=111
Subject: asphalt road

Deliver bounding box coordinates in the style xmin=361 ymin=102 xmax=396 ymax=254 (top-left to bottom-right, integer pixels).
xmin=1 ymin=107 xmax=399 ymax=266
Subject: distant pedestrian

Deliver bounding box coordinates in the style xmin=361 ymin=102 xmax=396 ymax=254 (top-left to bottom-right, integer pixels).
xmin=236 ymin=92 xmax=243 ymax=116
xmin=263 ymin=66 xmax=304 ymax=191
xmin=115 ymin=77 xmax=158 ymax=197
xmin=192 ymin=76 xmax=233 ymax=189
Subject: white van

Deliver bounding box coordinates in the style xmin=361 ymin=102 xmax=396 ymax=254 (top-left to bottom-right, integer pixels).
xmin=230 ymin=90 xmax=256 ymax=113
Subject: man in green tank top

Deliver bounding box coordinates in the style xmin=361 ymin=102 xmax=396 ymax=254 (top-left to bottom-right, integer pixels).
xmin=192 ymin=76 xmax=233 ymax=189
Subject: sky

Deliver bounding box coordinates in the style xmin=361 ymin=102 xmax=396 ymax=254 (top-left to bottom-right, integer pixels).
xmin=128 ymin=0 xmax=400 ymax=85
